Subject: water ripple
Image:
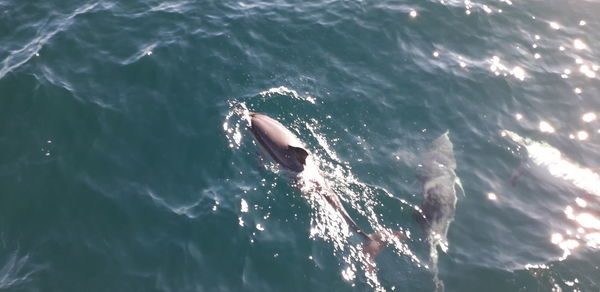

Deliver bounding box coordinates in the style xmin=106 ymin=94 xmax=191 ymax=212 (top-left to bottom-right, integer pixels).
xmin=0 ymin=2 xmax=101 ymax=80
xmin=0 ymin=250 xmax=44 ymax=290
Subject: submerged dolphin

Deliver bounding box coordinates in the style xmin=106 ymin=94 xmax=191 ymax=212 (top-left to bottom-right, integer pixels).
xmin=248 ymin=112 xmax=403 ymax=263
xmin=415 ymin=131 xmax=462 ymax=292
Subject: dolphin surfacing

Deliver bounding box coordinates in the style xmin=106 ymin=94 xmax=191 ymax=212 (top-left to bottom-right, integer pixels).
xmin=248 ymin=112 xmax=404 ymax=264
xmin=249 ymin=113 xmax=309 ymax=173
xmin=415 ymin=131 xmax=461 ymax=292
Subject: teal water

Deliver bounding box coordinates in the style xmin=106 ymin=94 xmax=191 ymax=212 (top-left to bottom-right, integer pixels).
xmin=1 ymin=0 xmax=600 ymax=291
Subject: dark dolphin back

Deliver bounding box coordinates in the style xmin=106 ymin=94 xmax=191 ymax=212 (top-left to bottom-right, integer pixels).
xmin=249 ymin=113 xmax=308 ymax=173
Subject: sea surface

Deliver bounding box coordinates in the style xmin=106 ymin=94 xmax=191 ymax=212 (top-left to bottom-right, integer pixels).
xmin=1 ymin=0 xmax=600 ymax=291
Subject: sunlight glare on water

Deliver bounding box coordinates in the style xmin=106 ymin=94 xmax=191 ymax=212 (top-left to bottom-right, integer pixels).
xmin=503 ymin=130 xmax=600 ymax=262
xmin=3 ymin=0 xmax=600 ymax=290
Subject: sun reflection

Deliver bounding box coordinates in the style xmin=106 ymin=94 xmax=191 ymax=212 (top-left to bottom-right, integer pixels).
xmin=573 ymin=39 xmax=587 ymax=50
xmin=575 ymin=213 xmax=600 ymax=230
xmin=575 ymin=197 xmax=587 ymax=208
xmin=582 ymin=112 xmax=596 ymax=122
xmin=482 ymin=5 xmax=492 ymax=14
xmin=576 ymin=131 xmax=588 ymax=141
xmin=511 ymin=66 xmax=525 ymax=80
xmin=341 ymin=265 xmax=356 ymax=281
xmin=504 ymin=131 xmax=600 ymax=261
xmin=585 ymin=233 xmax=600 ymax=248
xmin=490 ymin=56 xmax=505 ymax=74
xmin=551 ymin=233 xmax=564 ymax=244
xmin=558 ymin=206 xmax=600 ymax=254
xmin=539 ymin=121 xmax=555 ymax=133
xmin=241 ymin=198 xmax=249 ymax=212
xmin=579 ymin=65 xmax=596 ymax=78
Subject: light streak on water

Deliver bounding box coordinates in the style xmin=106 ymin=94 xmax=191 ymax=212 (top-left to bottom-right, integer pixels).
xmin=503 ymin=130 xmax=600 ymax=261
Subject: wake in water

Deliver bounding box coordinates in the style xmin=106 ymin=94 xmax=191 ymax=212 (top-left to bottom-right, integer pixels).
xmin=0 ymin=250 xmax=44 ymax=290
xmin=224 ymin=88 xmax=422 ymax=291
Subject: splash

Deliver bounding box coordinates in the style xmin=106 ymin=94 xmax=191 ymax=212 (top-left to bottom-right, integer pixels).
xmin=259 ymin=86 xmax=316 ymax=104
xmin=223 ymin=101 xmax=250 ymax=149
xmin=227 ymin=103 xmax=421 ymax=291
xmin=299 ymin=121 xmax=421 ymax=290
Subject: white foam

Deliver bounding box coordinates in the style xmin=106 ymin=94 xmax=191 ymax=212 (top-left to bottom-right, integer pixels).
xmin=259 ymin=86 xmax=316 ymax=104
xmin=0 ymin=251 xmax=44 ymax=289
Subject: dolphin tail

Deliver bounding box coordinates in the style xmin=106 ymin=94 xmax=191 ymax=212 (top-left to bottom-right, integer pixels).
xmin=433 ymin=272 xmax=445 ymax=292
xmin=429 ymin=239 xmax=445 ymax=292
xmin=363 ymin=230 xmax=406 ymax=264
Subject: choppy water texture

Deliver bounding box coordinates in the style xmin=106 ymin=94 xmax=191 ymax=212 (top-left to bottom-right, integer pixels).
xmin=1 ymin=0 xmax=600 ymax=291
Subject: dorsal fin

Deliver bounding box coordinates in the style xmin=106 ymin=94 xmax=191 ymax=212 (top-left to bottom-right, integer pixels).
xmin=454 ymin=177 xmax=466 ymax=197
xmin=288 ymin=146 xmax=309 ymax=165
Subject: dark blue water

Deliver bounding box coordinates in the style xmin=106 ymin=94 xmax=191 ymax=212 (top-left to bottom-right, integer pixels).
xmin=1 ymin=0 xmax=600 ymax=291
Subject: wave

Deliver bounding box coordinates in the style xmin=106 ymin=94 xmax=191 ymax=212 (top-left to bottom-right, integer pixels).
xmin=225 ymin=95 xmax=423 ymax=291
xmin=0 ymin=250 xmax=44 ymax=290
xmin=0 ymin=1 xmax=102 ymax=80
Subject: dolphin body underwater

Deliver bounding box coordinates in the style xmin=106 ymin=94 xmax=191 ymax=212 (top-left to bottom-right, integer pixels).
xmin=414 ymin=131 xmax=462 ymax=292
xmin=247 ymin=112 xmax=404 ymax=264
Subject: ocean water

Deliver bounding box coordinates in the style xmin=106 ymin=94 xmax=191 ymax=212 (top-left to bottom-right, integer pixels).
xmin=1 ymin=0 xmax=600 ymax=291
